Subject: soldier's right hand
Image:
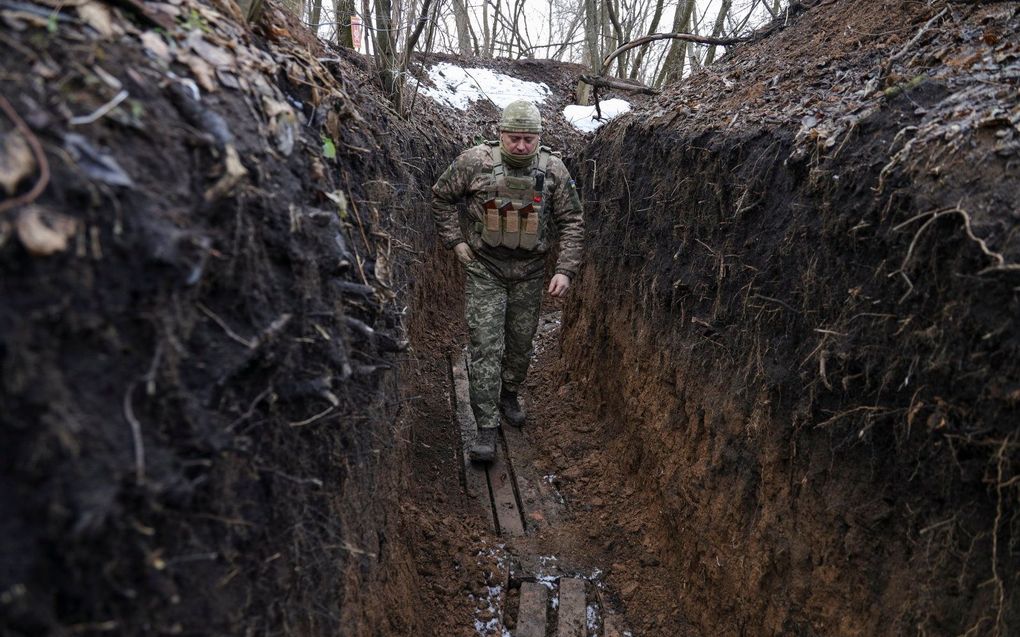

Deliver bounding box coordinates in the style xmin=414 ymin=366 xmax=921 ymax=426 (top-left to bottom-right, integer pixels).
xmin=454 ymin=242 xmax=475 ymax=264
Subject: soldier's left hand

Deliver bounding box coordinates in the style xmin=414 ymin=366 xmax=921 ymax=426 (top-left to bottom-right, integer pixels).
xmin=548 ymin=274 xmax=571 ymax=298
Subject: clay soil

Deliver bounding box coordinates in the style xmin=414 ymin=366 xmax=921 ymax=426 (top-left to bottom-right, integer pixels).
xmin=2 ymin=0 xmax=1018 ymax=635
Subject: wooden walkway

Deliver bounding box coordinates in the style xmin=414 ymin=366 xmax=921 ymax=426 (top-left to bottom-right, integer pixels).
xmin=450 ymin=349 xmax=631 ymax=636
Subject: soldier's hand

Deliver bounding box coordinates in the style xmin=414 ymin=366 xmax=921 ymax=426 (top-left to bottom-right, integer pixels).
xmin=548 ymin=274 xmax=571 ymax=297
xmin=453 ymin=242 xmax=475 ymax=264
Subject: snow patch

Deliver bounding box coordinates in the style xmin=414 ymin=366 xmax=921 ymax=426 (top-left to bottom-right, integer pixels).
xmin=421 ymin=62 xmax=551 ymax=111
xmin=563 ymin=99 xmax=632 ymax=132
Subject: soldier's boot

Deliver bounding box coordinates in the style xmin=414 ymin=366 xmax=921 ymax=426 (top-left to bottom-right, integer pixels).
xmin=469 ymin=427 xmax=497 ymax=463
xmin=499 ymin=390 xmax=526 ymax=427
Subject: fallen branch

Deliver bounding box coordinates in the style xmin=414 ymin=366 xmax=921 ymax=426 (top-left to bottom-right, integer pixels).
xmin=889 ymin=7 xmax=948 ymax=65
xmin=578 ymin=74 xmax=660 ymax=95
xmin=599 ymin=31 xmax=751 ymax=76
xmin=0 ymin=95 xmax=50 ymax=214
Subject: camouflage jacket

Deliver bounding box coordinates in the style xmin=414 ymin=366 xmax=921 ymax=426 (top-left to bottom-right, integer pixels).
xmin=431 ymin=143 xmax=584 ymax=281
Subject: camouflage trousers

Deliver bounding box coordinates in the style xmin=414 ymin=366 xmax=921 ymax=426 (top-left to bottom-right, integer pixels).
xmin=464 ymin=260 xmax=543 ymax=430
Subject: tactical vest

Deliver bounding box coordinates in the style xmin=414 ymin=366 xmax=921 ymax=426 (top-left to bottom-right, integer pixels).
xmin=480 ymin=143 xmax=552 ymax=251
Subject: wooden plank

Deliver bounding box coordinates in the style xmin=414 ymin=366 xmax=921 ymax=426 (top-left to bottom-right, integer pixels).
xmin=489 ymin=433 xmax=525 ymax=536
xmin=503 ymin=425 xmax=565 ymax=530
xmin=515 ymin=581 xmax=548 ymax=637
xmin=451 ymin=350 xmax=494 ymax=531
xmin=556 ymin=578 xmax=587 ymax=637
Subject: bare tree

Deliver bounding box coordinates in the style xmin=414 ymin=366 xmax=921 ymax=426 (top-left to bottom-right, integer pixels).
xmin=655 ymin=0 xmax=696 ymax=87
xmin=308 ymin=0 xmax=324 ymax=30
xmin=627 ymin=0 xmax=663 ymax=80
xmin=576 ymin=0 xmax=603 ymax=103
xmin=451 ymin=0 xmax=473 ymax=56
xmin=703 ymin=0 xmax=733 ymax=65
xmin=604 ymin=0 xmax=626 ymax=75
xmin=331 ymin=0 xmax=355 ymax=46
xmin=289 ymin=0 xmax=788 ymax=107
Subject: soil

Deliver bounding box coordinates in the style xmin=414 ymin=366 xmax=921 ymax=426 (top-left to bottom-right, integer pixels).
xmin=1 ymin=0 xmax=1018 ymax=636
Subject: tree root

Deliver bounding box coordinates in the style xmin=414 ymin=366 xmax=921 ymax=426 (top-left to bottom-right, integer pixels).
xmin=0 ymin=94 xmax=50 ymax=214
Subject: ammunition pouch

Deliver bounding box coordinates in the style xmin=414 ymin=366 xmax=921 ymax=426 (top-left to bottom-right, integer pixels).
xmin=480 ymin=144 xmax=550 ymax=251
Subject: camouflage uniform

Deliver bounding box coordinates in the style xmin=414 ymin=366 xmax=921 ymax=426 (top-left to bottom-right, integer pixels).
xmin=432 ymin=142 xmax=583 ymax=431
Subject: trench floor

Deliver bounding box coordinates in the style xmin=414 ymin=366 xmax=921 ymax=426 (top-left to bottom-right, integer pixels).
xmin=449 ymin=312 xmax=632 ymax=637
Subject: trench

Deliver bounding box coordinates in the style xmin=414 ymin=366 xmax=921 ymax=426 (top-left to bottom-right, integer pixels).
xmin=396 ymin=3 xmax=1020 ymax=633
xmin=2 ymin=1 xmax=1018 ymax=636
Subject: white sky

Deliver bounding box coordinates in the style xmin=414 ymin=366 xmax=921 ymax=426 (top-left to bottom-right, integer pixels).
xmin=315 ymin=0 xmax=777 ymax=82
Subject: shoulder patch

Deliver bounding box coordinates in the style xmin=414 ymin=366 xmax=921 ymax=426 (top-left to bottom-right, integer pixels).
xmin=569 ymin=180 xmax=582 ymax=208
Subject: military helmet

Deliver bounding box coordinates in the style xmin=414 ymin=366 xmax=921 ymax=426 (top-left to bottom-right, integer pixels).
xmin=500 ymin=100 xmax=542 ymax=134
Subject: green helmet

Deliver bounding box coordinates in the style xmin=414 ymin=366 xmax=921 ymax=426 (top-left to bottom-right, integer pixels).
xmin=500 ymin=100 xmax=542 ymax=134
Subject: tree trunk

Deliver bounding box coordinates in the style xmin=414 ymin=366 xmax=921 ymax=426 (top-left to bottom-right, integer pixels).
xmin=627 ymin=0 xmax=663 ymax=80
xmin=704 ymin=0 xmax=733 ymax=65
xmin=362 ymin=0 xmax=374 ymax=55
xmin=333 ymin=0 xmax=354 ymax=48
xmin=309 ymin=0 xmax=323 ymax=32
xmin=583 ymin=0 xmax=601 ymax=73
xmin=604 ymin=0 xmax=626 ymax=76
xmin=374 ymin=0 xmax=401 ymax=108
xmin=452 ymin=0 xmax=472 ymax=56
xmin=548 ymin=0 xmax=554 ymax=60
xmin=655 ymin=0 xmax=695 ymax=87
xmin=577 ymin=0 xmax=602 ymax=103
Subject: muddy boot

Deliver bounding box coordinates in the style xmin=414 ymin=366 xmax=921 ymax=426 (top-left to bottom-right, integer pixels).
xmin=469 ymin=427 xmax=497 ymax=463
xmin=499 ymin=390 xmax=526 ymax=427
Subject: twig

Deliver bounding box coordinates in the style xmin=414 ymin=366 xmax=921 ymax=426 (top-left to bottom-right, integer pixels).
xmin=69 ymin=89 xmax=129 ymax=126
xmin=814 ymin=405 xmax=893 ymax=429
xmin=694 ymin=238 xmax=718 ymax=256
xmin=227 ymin=385 xmax=274 ymax=431
xmin=258 ymin=466 xmax=324 ymax=488
xmin=197 ymin=303 xmax=255 ymax=348
xmin=889 ymin=8 xmax=948 ymax=65
xmin=750 ymin=293 xmax=800 ymax=314
xmin=456 ymin=66 xmax=501 ymax=111
xmin=251 ymin=313 xmax=293 ymax=349
xmin=122 ymin=382 xmax=146 ymax=485
xmin=289 ymin=405 xmax=336 ymax=427
xmin=0 ymin=94 xmax=50 ymax=214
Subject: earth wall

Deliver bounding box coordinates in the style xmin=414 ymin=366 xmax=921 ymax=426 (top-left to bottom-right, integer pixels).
xmin=0 ymin=3 xmax=456 ymax=634
xmin=563 ymin=1 xmax=1020 ymax=633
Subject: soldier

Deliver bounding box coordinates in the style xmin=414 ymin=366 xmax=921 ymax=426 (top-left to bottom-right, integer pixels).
xmin=431 ymin=100 xmax=584 ymax=463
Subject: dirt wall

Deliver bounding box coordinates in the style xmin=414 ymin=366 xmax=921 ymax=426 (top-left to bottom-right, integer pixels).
xmin=563 ymin=1 xmax=1020 ymax=634
xmin=0 ymin=3 xmax=453 ymax=634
